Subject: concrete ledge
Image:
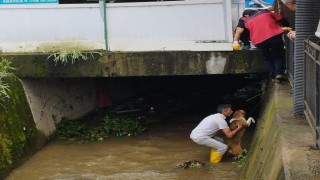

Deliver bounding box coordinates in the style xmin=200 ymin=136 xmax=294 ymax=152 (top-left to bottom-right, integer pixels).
xmin=3 ymin=51 xmax=266 ymax=77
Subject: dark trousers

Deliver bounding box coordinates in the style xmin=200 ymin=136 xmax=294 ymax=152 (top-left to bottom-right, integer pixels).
xmin=256 ymin=34 xmax=285 ymax=78
xmin=240 ymin=30 xmax=251 ymax=46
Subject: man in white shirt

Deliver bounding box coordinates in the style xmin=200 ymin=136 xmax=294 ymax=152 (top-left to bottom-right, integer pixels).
xmin=190 ymin=104 xmax=243 ymax=163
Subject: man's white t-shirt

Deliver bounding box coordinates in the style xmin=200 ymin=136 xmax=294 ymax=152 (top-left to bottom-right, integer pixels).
xmin=190 ymin=113 xmax=229 ymax=140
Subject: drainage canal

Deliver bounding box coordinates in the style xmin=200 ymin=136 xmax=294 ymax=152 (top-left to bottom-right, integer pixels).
xmin=6 ymin=73 xmax=268 ymax=180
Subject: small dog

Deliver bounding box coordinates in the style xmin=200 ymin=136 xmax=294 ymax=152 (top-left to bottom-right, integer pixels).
xmin=227 ymin=110 xmax=255 ymax=158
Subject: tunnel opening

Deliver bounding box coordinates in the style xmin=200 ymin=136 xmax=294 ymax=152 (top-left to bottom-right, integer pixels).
xmin=55 ymin=73 xmax=268 ymax=141
xmin=95 ymin=73 xmax=267 ymax=122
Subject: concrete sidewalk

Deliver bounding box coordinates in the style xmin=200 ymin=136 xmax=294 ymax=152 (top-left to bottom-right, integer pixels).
xmin=275 ymin=83 xmax=320 ymax=180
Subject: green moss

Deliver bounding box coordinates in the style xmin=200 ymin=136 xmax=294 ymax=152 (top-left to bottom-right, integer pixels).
xmin=0 ymin=76 xmax=37 ymax=179
xmin=240 ymin=85 xmax=284 ymax=179
xmin=231 ymin=51 xmax=247 ymax=73
xmin=0 ymin=134 xmax=13 ymax=170
xmin=31 ymin=57 xmax=49 ymax=77
xmin=37 ymin=42 xmax=95 ymax=53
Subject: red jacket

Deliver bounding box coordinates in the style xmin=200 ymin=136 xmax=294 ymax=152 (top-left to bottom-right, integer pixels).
xmin=245 ymin=12 xmax=284 ymax=45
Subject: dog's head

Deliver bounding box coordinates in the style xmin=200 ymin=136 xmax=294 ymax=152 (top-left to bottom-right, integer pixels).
xmin=232 ymin=110 xmax=246 ymax=118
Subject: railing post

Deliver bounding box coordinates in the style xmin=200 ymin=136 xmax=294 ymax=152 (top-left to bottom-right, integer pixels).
xmin=99 ymin=0 xmax=108 ymax=51
xmin=88 ymin=0 xmax=108 ymax=51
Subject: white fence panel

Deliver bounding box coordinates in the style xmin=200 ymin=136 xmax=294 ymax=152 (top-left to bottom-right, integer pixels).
xmin=0 ymin=0 xmax=234 ymax=52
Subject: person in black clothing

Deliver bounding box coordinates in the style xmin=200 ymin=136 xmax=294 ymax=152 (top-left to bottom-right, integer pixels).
xmin=233 ymin=9 xmax=256 ymax=50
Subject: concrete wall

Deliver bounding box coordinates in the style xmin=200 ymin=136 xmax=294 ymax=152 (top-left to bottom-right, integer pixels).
xmin=240 ymin=83 xmax=320 ymax=179
xmin=19 ymin=77 xmax=156 ymax=136
xmin=0 ymin=0 xmax=237 ymax=52
xmin=0 ymin=76 xmax=38 ymax=179
xmin=21 ymin=78 xmax=96 ymax=136
xmin=240 ymin=84 xmax=284 ymax=179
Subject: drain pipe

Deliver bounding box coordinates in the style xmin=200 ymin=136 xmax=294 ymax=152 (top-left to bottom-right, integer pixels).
xmin=99 ymin=0 xmax=108 ymax=51
xmin=293 ymin=0 xmax=320 ymax=115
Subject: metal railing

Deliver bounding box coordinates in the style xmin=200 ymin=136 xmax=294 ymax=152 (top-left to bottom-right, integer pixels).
xmin=285 ymin=35 xmax=320 ymax=146
xmin=303 ymin=36 xmax=320 ymax=146
xmin=285 ymin=36 xmax=295 ymax=85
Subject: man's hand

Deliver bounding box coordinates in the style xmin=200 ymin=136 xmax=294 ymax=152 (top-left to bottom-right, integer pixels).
xmin=237 ymin=122 xmax=244 ymax=130
xmin=287 ymin=31 xmax=296 ymax=40
xmin=232 ymin=41 xmax=240 ymax=50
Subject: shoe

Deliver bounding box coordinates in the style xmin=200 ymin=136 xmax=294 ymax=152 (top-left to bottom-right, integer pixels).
xmin=272 ymin=78 xmax=281 ymax=83
xmin=275 ymin=74 xmax=288 ymax=82
xmin=210 ymin=148 xmax=223 ymax=163
xmin=242 ymin=45 xmax=251 ymax=50
xmin=275 ymin=75 xmax=284 ymax=79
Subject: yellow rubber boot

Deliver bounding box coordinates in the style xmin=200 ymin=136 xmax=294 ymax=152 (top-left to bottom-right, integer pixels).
xmin=210 ymin=148 xmax=223 ymax=163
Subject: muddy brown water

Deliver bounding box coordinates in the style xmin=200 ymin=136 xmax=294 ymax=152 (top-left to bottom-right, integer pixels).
xmin=6 ymin=115 xmax=253 ymax=180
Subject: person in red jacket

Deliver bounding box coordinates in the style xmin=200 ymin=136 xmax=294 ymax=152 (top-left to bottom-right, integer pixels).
xmin=233 ymin=9 xmax=290 ymax=82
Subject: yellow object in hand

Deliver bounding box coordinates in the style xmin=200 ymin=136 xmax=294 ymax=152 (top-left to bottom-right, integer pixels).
xmin=232 ymin=41 xmax=240 ymax=50
xmin=282 ymin=27 xmax=292 ymax=31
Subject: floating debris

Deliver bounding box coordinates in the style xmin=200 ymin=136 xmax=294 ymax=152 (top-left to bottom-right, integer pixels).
xmin=178 ymin=160 xmax=206 ymax=169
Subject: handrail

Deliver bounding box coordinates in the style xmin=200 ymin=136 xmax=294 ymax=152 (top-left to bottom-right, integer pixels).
xmin=88 ymin=0 xmax=108 ymax=51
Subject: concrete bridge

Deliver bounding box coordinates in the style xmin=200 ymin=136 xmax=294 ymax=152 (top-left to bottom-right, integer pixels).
xmin=0 ymin=0 xmax=266 ymax=133
xmin=0 ymin=0 xmax=266 ymax=146
xmin=2 ymin=0 xmax=320 ymax=179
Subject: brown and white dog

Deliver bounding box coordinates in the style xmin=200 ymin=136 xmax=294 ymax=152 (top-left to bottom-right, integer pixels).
xmin=227 ymin=110 xmax=255 ymax=158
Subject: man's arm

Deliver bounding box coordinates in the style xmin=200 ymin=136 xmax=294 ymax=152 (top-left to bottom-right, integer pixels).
xmin=234 ymin=27 xmax=245 ymax=42
xmin=232 ymin=27 xmax=244 ymax=50
xmin=222 ymin=123 xmax=243 ymax=138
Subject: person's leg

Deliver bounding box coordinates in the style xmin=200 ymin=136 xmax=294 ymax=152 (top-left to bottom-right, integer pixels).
xmin=193 ymin=137 xmax=228 ymax=154
xmin=240 ymin=31 xmax=251 ymax=49
xmin=191 ymin=137 xmax=228 ymax=163
xmin=256 ymin=42 xmax=276 ymax=78
xmin=269 ymin=36 xmax=286 ymax=77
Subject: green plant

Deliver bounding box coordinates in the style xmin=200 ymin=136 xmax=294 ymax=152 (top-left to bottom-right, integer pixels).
xmin=54 ymin=119 xmax=87 ymax=141
xmin=0 ymin=58 xmax=16 ymax=107
xmin=189 ymin=162 xmax=201 ymax=168
xmin=47 ymin=49 xmax=88 ymax=65
xmin=54 ymin=115 xmax=146 ymax=141
xmin=233 ymin=149 xmax=248 ymax=167
xmin=0 ymin=79 xmax=10 ymax=103
xmin=0 ymin=59 xmax=16 ymax=75
xmin=103 ymin=116 xmax=146 ymax=137
xmin=178 ymin=160 xmax=205 ymax=169
xmin=47 ymin=49 xmax=102 ymax=66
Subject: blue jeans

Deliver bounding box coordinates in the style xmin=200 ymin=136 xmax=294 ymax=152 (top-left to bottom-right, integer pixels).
xmin=191 ymin=136 xmax=228 ymax=154
xmin=256 ymin=34 xmax=285 ymax=78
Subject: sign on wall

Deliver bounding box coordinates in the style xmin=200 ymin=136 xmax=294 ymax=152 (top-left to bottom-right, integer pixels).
xmin=0 ymin=0 xmax=58 ymax=4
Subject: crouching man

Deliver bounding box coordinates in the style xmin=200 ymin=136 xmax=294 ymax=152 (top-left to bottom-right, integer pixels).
xmin=190 ymin=104 xmax=243 ymax=163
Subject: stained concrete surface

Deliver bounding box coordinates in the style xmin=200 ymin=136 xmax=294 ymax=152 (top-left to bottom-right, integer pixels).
xmin=274 ymin=83 xmax=320 ymax=180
